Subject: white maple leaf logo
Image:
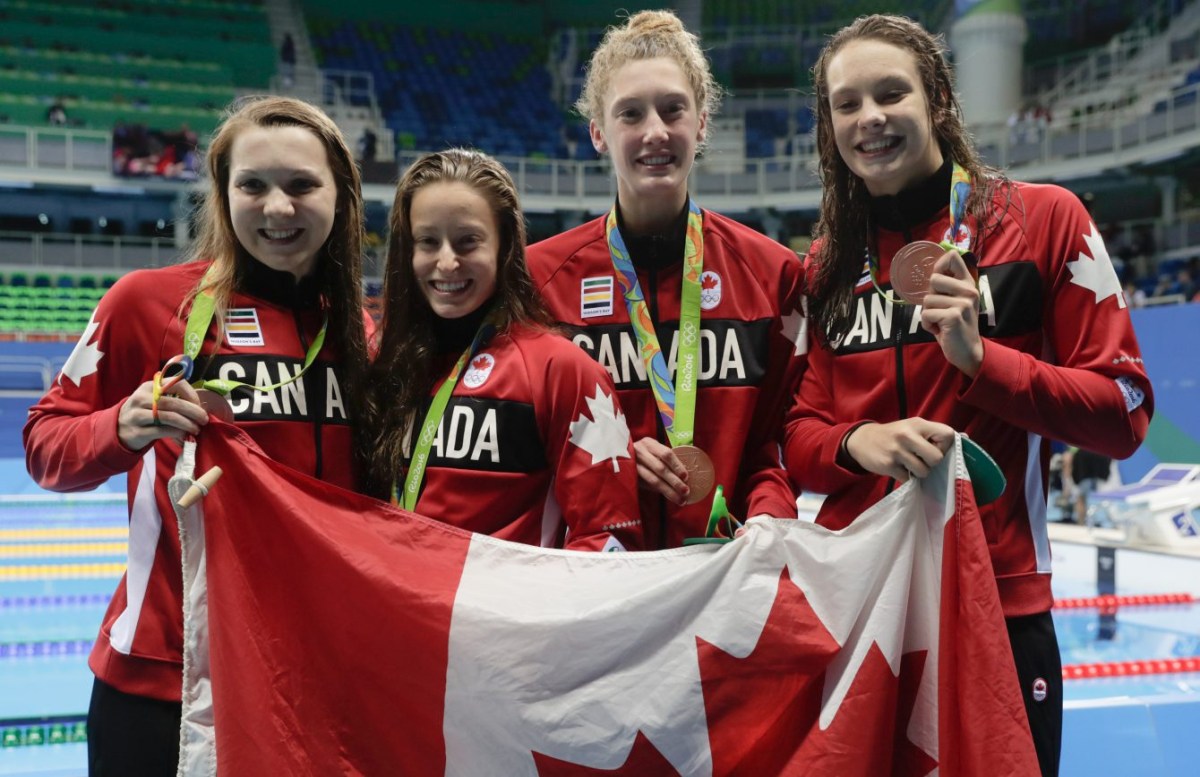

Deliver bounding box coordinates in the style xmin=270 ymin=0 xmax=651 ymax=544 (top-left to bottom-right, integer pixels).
xmin=59 ymin=314 xmax=105 ymax=387
xmin=780 ymin=297 xmax=808 ymax=356
xmin=1067 ymin=222 xmax=1125 ymax=309
xmin=568 ymin=385 xmax=632 ymax=472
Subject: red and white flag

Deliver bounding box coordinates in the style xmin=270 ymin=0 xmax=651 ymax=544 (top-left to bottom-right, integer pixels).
xmin=173 ymin=423 xmax=1038 ymax=776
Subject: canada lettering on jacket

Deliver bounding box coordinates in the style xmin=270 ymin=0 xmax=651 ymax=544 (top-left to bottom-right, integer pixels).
xmin=570 ymin=319 xmax=769 ymax=389
xmin=406 ymin=397 xmax=547 ymax=473
xmin=204 ymin=357 xmax=347 ymax=422
xmin=834 ymin=263 xmax=1042 ymax=354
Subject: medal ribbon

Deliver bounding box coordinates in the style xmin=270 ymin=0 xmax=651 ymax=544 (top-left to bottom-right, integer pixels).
xmin=181 ymin=264 xmax=328 ymax=397
xmin=605 ymin=199 xmax=703 ymax=448
xmin=393 ymin=316 xmax=497 ymax=511
xmin=865 ymin=160 xmax=973 ymax=303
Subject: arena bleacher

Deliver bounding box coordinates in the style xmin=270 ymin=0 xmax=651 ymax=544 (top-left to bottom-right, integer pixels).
xmin=0 ymin=0 xmax=1197 ymax=344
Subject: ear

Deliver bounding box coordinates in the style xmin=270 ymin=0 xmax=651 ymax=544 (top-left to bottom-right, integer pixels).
xmin=697 ymin=110 xmax=708 ymax=145
xmin=589 ymin=119 xmax=608 ymax=155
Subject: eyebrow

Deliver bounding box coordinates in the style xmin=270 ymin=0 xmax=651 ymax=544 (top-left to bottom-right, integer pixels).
xmin=829 ymin=75 xmax=913 ymax=100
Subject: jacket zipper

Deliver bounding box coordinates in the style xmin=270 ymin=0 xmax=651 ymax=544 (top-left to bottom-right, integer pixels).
xmin=293 ymin=308 xmax=324 ymax=479
xmin=888 ymin=226 xmax=916 ymax=494
xmin=644 ymin=266 xmax=671 ymax=550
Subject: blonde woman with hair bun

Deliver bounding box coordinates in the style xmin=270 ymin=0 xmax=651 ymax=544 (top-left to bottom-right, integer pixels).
xmin=529 ymin=10 xmax=806 ymax=549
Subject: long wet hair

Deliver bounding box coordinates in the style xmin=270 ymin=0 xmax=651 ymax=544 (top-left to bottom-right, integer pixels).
xmin=809 ymin=14 xmax=1009 ymax=342
xmin=187 ymin=95 xmax=368 ymax=419
xmin=360 ymin=148 xmax=554 ymax=497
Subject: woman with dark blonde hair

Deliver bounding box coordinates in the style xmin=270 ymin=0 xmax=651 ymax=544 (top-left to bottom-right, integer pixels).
xmin=24 ymin=95 xmax=369 ymax=775
xmin=362 ymin=148 xmax=641 ymax=551
xmin=528 ymin=10 xmax=805 ymax=549
xmin=784 ymin=15 xmax=1153 ymax=775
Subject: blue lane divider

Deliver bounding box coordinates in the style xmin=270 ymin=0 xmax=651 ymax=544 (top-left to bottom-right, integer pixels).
xmin=0 ymin=593 xmax=112 ymax=608
xmin=0 ymin=640 xmax=93 ymax=659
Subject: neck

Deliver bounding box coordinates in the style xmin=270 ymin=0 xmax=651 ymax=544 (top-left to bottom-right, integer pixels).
xmin=238 ymin=256 xmax=322 ymax=309
xmin=869 ymin=156 xmax=954 ymax=233
xmin=617 ymin=189 xmax=688 ymax=236
xmin=616 ymin=198 xmax=691 ymax=272
xmin=432 ymin=301 xmax=493 ymax=354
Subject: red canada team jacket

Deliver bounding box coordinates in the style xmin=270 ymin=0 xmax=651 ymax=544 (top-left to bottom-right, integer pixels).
xmin=529 ymin=209 xmax=806 ymax=548
xmin=403 ymin=324 xmax=642 ymax=551
xmin=785 ymin=181 xmax=1153 ymax=617
xmin=24 ymin=261 xmax=357 ymax=702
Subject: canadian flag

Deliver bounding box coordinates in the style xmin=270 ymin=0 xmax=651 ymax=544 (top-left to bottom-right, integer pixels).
xmin=173 ymin=424 xmax=1038 ymax=776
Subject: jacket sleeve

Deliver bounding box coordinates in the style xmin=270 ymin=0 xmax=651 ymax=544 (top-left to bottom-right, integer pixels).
xmin=736 ymin=248 xmax=805 ymax=519
xmin=782 ymin=315 xmax=877 ymax=497
xmin=23 ymin=275 xmax=164 ymax=492
xmin=959 ymin=188 xmax=1152 ymax=459
xmin=538 ymin=342 xmax=644 ymax=552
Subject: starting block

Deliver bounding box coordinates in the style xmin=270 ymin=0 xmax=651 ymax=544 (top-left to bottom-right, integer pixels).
xmin=1090 ymin=463 xmax=1200 ymax=548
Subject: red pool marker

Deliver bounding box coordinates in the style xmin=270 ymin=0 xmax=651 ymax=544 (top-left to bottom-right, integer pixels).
xmin=1063 ymin=656 xmax=1200 ymax=680
xmin=1053 ymin=592 xmax=1194 ymax=610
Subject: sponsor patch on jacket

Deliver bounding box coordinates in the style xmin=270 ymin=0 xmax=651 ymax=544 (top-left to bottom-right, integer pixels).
xmin=855 ymin=258 xmax=871 ymax=290
xmin=700 ymin=270 xmax=722 ymax=310
xmin=581 ymin=276 xmax=614 ymax=319
xmin=462 ymin=353 xmax=495 ymax=389
xmin=1114 ymin=376 xmax=1145 ymax=412
xmin=225 ymin=308 xmax=264 ymax=347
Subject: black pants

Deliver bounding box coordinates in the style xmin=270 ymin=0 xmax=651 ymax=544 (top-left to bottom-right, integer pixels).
xmin=88 ymin=677 xmax=181 ymax=777
xmin=1006 ymin=611 xmax=1063 ymax=777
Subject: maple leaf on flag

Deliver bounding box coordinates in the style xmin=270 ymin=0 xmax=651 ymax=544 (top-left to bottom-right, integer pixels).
xmin=534 ymin=731 xmax=681 ymax=777
xmin=59 ymin=315 xmax=105 ymax=387
xmin=1067 ymin=222 xmax=1125 ymax=309
xmin=699 ymin=570 xmax=937 ymax=776
xmin=568 ymin=385 xmax=632 ymax=472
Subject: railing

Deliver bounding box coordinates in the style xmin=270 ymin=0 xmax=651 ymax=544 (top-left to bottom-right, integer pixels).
xmin=973 ymin=79 xmax=1200 ymax=172
xmin=3 ymin=67 xmax=1200 ymax=212
xmin=0 ymin=355 xmax=58 ymax=393
xmin=0 ymin=231 xmax=181 ymax=271
xmin=0 ymin=126 xmax=111 ymax=175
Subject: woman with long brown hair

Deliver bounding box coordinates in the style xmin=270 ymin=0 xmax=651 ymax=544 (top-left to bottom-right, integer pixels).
xmin=362 ymin=148 xmax=641 ymax=551
xmin=785 ymin=16 xmax=1154 ymax=775
xmin=25 ymin=95 xmax=369 ymax=775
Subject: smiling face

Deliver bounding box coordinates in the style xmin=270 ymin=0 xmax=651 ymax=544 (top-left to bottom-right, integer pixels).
xmin=590 ymin=56 xmax=706 ymax=232
xmin=410 ymin=181 xmax=499 ymax=320
xmin=825 ymin=38 xmax=944 ymax=197
xmin=227 ymin=125 xmax=338 ymax=280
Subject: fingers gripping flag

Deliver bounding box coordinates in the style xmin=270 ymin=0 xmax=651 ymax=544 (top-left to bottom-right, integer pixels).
xmin=175 ymin=424 xmax=1037 ymax=777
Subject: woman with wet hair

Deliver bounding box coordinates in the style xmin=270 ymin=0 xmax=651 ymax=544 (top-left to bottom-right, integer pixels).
xmin=785 ymin=16 xmax=1153 ymax=775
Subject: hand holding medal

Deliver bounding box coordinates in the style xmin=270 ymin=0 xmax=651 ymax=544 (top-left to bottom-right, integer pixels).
xmin=919 ymin=247 xmax=984 ymax=377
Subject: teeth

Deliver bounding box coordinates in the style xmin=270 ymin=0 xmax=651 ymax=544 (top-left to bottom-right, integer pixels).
xmin=861 ymin=139 xmax=896 ymax=153
xmin=264 ymin=229 xmax=299 ymax=240
xmin=433 ymin=280 xmax=468 ymax=293
xmin=641 ymin=156 xmax=671 ymax=165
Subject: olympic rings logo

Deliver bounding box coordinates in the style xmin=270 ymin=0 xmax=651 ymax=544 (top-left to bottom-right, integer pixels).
xmin=680 ymin=321 xmax=698 ymax=347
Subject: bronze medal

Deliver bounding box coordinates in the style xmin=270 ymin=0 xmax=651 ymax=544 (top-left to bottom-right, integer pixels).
xmin=196 ymin=389 xmax=235 ymax=424
xmin=889 ymin=240 xmax=945 ymax=305
xmin=674 ymin=444 xmax=715 ymax=505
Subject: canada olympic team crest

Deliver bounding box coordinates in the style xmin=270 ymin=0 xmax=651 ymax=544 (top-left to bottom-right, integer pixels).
xmin=462 ymin=353 xmax=495 ymax=389
xmin=699 ymin=270 xmax=722 ymax=310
